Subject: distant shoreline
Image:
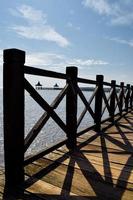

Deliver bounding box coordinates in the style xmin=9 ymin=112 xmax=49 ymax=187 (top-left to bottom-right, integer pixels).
xmin=35 ymin=87 xmax=113 ymax=92
xmin=35 ymin=87 xmax=95 ymax=91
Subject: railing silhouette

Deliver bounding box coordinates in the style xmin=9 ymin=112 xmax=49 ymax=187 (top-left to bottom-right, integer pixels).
xmin=3 ymin=48 xmax=133 ymax=190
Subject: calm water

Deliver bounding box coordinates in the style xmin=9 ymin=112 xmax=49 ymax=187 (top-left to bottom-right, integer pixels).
xmin=0 ymin=89 xmax=109 ymax=166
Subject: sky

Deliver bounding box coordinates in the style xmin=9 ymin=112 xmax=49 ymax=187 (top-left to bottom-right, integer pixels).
xmin=0 ymin=0 xmax=133 ymax=87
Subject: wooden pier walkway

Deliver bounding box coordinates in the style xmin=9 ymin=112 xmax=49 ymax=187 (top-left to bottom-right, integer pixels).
xmin=2 ymin=49 xmax=133 ymax=199
xmin=1 ymin=111 xmax=133 ymax=200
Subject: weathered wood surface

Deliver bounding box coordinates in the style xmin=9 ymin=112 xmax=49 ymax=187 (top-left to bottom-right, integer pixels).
xmin=1 ymin=111 xmax=133 ymax=199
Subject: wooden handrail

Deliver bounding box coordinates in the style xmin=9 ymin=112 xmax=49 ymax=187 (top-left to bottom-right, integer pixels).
xmin=3 ymin=48 xmax=133 ymax=191
xmin=24 ymin=65 xmax=67 ymax=79
xmin=77 ymin=77 xmax=96 ymax=85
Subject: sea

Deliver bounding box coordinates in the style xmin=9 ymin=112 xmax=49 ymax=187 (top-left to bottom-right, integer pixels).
xmin=0 ymin=89 xmax=109 ymax=167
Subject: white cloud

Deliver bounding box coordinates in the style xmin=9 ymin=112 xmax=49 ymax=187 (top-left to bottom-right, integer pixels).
xmin=82 ymin=0 xmax=111 ymax=15
xmin=26 ymin=52 xmax=65 ymax=67
xmin=10 ymin=4 xmax=46 ymax=23
xmin=71 ymin=58 xmax=108 ymax=66
xmin=10 ymin=5 xmax=70 ymax=47
xmin=108 ymin=37 xmax=133 ymax=47
xmin=111 ymin=13 xmax=133 ymax=26
xmin=26 ymin=51 xmax=108 ymax=70
xmin=18 ymin=5 xmax=46 ymax=23
xmin=82 ymin=0 xmax=133 ymax=26
xmin=25 ymin=51 xmax=109 ymax=87
xmin=13 ymin=25 xmax=70 ymax=47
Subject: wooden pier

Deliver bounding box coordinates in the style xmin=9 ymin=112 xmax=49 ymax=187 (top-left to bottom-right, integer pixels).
xmin=1 ymin=49 xmax=133 ymax=199
xmin=1 ymin=111 xmax=133 ymax=199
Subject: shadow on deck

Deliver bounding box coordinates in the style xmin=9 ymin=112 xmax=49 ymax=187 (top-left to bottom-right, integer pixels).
xmin=1 ymin=111 xmax=133 ymax=200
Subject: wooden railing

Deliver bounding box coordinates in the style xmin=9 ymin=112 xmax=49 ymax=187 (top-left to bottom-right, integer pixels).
xmin=3 ymin=48 xmax=133 ymax=190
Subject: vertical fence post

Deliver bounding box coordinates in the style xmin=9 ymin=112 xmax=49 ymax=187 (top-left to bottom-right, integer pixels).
xmin=66 ymin=67 xmax=77 ymax=150
xmin=3 ymin=49 xmax=25 ymax=190
xmin=110 ymin=80 xmax=116 ymax=121
xmin=130 ymin=86 xmax=133 ymax=109
xmin=119 ymin=82 xmax=124 ymax=115
xmin=125 ymin=84 xmax=130 ymax=112
xmin=94 ymin=75 xmax=103 ymax=132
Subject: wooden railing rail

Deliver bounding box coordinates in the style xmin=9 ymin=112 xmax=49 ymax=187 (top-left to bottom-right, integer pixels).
xmin=77 ymin=77 xmax=96 ymax=85
xmin=24 ymin=65 xmax=67 ymax=79
xmin=3 ymin=48 xmax=133 ymax=190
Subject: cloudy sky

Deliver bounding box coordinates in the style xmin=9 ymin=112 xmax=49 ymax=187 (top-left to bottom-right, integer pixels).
xmin=0 ymin=0 xmax=133 ymax=87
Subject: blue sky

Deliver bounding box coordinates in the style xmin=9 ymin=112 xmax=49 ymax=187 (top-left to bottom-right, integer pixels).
xmin=0 ymin=0 xmax=133 ymax=87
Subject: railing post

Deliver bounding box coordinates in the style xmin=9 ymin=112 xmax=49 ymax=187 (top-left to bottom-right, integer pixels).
xmin=130 ymin=86 xmax=133 ymax=109
xmin=119 ymin=82 xmax=124 ymax=115
xmin=94 ymin=75 xmax=103 ymax=132
xmin=66 ymin=67 xmax=77 ymax=150
xmin=3 ymin=49 xmax=25 ymax=190
xmin=125 ymin=84 xmax=130 ymax=112
xmin=110 ymin=80 xmax=116 ymax=121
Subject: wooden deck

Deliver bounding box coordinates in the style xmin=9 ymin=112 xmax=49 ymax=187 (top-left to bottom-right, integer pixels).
xmin=1 ymin=111 xmax=133 ymax=199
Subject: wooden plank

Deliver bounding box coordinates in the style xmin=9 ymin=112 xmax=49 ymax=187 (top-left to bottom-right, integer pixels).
xmin=77 ymin=125 xmax=133 ymax=150
xmin=25 ymin=161 xmax=96 ymax=197
xmin=25 ymin=159 xmax=133 ymax=199
xmin=43 ymin=150 xmax=133 ymax=184
xmin=77 ymin=136 xmax=129 ymax=152
xmin=106 ymin=133 xmax=133 ymax=141
xmin=25 ymin=153 xmax=133 ymax=191
xmin=78 ymin=135 xmax=133 ymax=148
xmin=55 ymin=145 xmax=132 ymax=165
xmin=2 ymin=112 xmax=133 ymax=199
xmin=107 ymin=124 xmax=133 ymax=133
xmin=21 ymin=186 xmax=133 ymax=200
xmin=53 ymin=149 xmax=133 ymax=169
xmin=79 ymin=127 xmax=133 ymax=142
xmin=26 ymin=179 xmax=88 ymax=200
